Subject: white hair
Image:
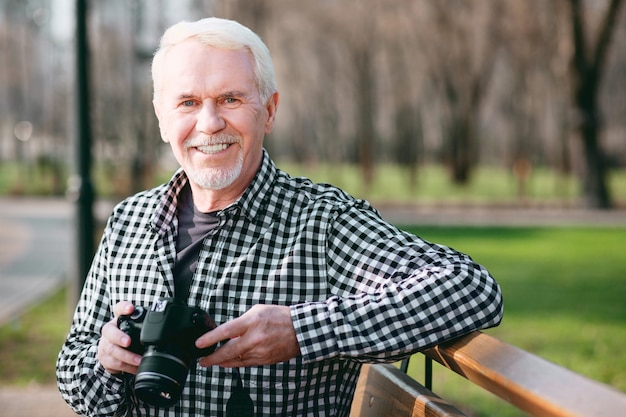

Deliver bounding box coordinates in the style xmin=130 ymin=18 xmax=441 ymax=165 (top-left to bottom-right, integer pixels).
xmin=152 ymin=17 xmax=277 ymax=102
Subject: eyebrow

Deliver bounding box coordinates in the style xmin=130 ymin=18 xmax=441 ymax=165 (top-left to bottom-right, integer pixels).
xmin=176 ymin=93 xmax=195 ymax=100
xmin=219 ymin=90 xmax=246 ymax=100
xmin=174 ymin=90 xmax=247 ymax=101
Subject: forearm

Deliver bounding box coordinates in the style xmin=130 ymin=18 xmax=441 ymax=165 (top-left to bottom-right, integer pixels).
xmin=293 ymin=205 xmax=503 ymax=364
xmin=292 ymin=256 xmax=502 ymax=364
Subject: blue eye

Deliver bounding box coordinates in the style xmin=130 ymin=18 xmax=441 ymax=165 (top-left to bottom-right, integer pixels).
xmin=182 ymin=100 xmax=195 ymax=107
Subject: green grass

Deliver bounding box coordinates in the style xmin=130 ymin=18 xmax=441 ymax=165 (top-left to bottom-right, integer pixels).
xmin=0 ymin=227 xmax=624 ymax=417
xmin=0 ymin=287 xmax=70 ymax=386
xmin=2 ymin=160 xmax=626 ymax=205
xmin=0 ymin=161 xmax=68 ymax=196
xmin=277 ymin=162 xmax=626 ymax=205
xmin=400 ymin=226 xmax=626 ymax=416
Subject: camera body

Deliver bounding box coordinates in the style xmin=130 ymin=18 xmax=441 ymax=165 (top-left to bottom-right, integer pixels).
xmin=118 ymin=297 xmax=217 ymax=407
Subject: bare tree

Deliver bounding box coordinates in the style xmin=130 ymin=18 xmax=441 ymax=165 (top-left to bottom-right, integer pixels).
xmin=421 ymin=0 xmax=503 ymax=185
xmin=493 ymin=2 xmax=570 ymax=200
xmin=380 ymin=1 xmax=427 ymax=192
xmin=311 ymin=0 xmax=379 ymax=190
xmin=566 ymin=0 xmax=624 ymax=208
xmin=3 ymin=0 xmax=626 ymax=207
xmin=0 ymin=0 xmax=68 ymax=193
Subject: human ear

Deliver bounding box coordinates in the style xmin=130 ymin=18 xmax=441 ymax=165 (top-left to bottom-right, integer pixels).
xmin=153 ymin=99 xmax=169 ymax=143
xmin=264 ymin=92 xmax=279 ymax=135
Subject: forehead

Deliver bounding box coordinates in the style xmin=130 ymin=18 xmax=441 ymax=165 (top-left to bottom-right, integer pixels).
xmin=159 ymin=40 xmax=256 ymax=97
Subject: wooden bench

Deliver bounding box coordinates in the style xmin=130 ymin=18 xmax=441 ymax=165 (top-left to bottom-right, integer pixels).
xmin=350 ymin=331 xmax=626 ymax=417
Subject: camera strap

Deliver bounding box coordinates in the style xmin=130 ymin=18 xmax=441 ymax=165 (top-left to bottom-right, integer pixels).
xmin=226 ymin=368 xmax=255 ymax=417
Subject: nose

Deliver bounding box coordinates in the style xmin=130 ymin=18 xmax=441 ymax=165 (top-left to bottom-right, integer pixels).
xmin=196 ymin=100 xmax=226 ymax=134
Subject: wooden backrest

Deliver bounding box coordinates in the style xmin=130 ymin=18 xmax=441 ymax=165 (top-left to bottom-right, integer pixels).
xmin=425 ymin=331 xmax=626 ymax=417
xmin=350 ymin=362 xmax=467 ymax=417
xmin=351 ymin=331 xmax=626 ymax=417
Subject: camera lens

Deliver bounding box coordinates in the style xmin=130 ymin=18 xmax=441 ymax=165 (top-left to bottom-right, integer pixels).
xmin=134 ymin=348 xmax=191 ymax=407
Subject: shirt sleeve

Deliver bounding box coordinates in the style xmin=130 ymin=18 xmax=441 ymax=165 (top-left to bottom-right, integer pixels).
xmin=56 ymin=224 xmax=131 ymax=417
xmin=291 ymin=202 xmax=503 ymax=364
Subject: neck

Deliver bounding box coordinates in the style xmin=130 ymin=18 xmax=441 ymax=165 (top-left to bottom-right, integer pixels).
xmin=188 ymin=183 xmax=246 ymax=213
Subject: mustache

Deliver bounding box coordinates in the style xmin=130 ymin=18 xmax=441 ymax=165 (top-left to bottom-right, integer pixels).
xmin=184 ymin=134 xmax=241 ymax=149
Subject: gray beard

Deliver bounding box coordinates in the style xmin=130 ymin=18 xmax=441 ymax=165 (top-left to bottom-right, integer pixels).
xmin=186 ymin=152 xmax=244 ymax=190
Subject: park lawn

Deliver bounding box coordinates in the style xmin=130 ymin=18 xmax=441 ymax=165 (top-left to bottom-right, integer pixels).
xmin=277 ymin=162 xmax=626 ymax=205
xmin=0 ymin=226 xmax=624 ymax=416
xmin=0 ymin=286 xmax=68 ymax=386
xmin=4 ymin=161 xmax=626 ymax=205
xmin=401 ymin=226 xmax=626 ymax=416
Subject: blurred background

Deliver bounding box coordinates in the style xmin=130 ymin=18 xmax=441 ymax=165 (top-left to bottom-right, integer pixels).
xmin=0 ymin=1 xmax=624 ymax=416
xmin=1 ymin=0 xmax=625 ymax=207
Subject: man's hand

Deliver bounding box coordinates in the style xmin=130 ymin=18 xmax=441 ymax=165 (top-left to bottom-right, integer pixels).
xmin=97 ymin=301 xmax=142 ymax=375
xmin=197 ymin=304 xmax=301 ymax=368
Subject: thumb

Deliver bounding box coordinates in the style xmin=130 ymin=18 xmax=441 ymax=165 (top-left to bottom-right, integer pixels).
xmin=113 ymin=301 xmax=136 ymax=318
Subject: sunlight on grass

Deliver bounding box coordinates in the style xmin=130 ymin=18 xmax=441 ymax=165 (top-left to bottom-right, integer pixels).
xmin=2 ymin=160 xmax=625 ymax=206
xmin=276 ymin=162 xmax=597 ymax=204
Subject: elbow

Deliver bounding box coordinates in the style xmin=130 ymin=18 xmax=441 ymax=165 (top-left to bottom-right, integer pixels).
xmin=481 ymin=274 xmax=504 ymax=330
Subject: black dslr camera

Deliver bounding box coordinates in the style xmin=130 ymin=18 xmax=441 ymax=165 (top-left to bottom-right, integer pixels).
xmin=118 ymin=297 xmax=217 ymax=407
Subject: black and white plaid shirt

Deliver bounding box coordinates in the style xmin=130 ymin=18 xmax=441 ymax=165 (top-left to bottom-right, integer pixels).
xmin=57 ymin=149 xmax=503 ymax=417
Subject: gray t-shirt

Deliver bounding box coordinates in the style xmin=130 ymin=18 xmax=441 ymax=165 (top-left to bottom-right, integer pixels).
xmin=174 ymin=184 xmax=220 ymax=300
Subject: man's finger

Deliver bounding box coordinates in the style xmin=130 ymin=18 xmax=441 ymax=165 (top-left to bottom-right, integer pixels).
xmin=98 ymin=333 xmax=141 ymax=374
xmin=195 ymin=319 xmax=245 ymax=350
xmin=198 ymin=339 xmax=245 ymax=368
xmin=102 ymin=321 xmax=132 ymax=348
xmin=112 ymin=301 xmax=135 ymax=318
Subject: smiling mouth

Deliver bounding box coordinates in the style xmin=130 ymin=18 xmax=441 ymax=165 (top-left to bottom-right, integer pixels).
xmin=196 ymin=143 xmax=232 ymax=154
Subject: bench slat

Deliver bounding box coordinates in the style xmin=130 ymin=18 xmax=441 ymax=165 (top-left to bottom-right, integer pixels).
xmin=350 ymin=363 xmax=468 ymax=417
xmin=425 ymin=331 xmax=626 ymax=417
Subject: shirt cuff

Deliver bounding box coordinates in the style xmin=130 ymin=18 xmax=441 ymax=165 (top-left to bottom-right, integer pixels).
xmin=290 ymin=301 xmax=339 ymax=363
xmin=93 ymin=361 xmax=128 ymax=393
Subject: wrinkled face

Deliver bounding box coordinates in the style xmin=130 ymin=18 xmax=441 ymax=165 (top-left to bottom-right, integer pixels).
xmin=153 ymin=39 xmax=278 ymax=192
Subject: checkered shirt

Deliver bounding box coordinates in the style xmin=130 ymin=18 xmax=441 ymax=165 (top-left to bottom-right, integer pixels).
xmin=57 ymin=149 xmax=503 ymax=417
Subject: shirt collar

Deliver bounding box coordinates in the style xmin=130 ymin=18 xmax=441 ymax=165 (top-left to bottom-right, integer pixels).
xmin=235 ymin=148 xmax=278 ymax=222
xmin=151 ymin=148 xmax=277 ymax=234
xmin=150 ymin=167 xmax=188 ymax=236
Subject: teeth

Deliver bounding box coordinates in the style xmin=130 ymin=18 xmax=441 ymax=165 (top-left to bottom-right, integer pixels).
xmin=197 ymin=143 xmax=230 ymax=154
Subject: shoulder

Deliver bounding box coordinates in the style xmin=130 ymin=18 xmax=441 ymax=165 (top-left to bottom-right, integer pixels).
xmin=110 ymin=183 xmax=167 ymax=223
xmin=105 ymin=170 xmax=184 ymax=234
xmin=270 ymin=168 xmax=380 ymax=221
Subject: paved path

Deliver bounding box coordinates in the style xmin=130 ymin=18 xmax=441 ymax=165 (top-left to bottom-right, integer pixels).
xmin=0 ymin=198 xmax=71 ymax=325
xmin=0 ymin=197 xmax=110 ymax=417
xmin=375 ymin=202 xmax=626 ymax=227
xmin=0 ymin=386 xmax=78 ymax=417
xmin=0 ymin=197 xmax=115 ymax=326
xmin=0 ymin=197 xmax=624 ymax=417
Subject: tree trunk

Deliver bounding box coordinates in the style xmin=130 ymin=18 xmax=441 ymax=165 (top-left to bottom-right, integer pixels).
xmin=354 ymin=46 xmax=376 ymax=191
xmin=567 ymin=0 xmax=624 ymax=208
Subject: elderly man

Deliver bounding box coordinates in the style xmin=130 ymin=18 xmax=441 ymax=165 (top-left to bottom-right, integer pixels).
xmin=57 ymin=17 xmax=502 ymax=417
